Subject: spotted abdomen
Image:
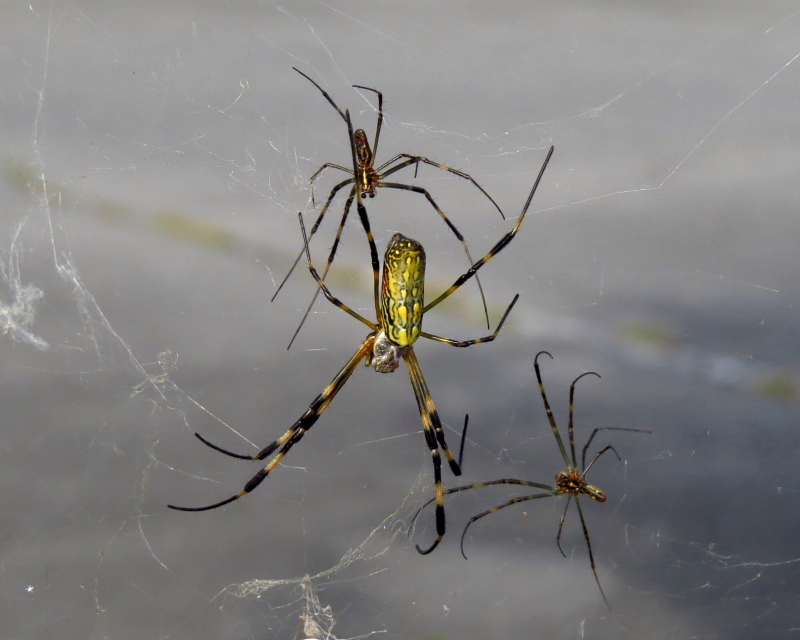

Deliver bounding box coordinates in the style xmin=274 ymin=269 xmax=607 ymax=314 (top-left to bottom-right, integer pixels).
xmin=380 ymin=233 xmax=425 ymax=347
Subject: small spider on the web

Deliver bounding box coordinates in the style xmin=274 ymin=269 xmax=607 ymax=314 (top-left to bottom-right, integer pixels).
xmin=275 ymin=67 xmax=506 ymax=347
xmin=168 ymin=148 xmax=554 ymax=556
xmin=410 ymin=350 xmax=650 ymax=606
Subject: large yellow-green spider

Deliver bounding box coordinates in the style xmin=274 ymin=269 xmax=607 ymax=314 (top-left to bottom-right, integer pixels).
xmin=169 ymin=147 xmax=554 ymax=554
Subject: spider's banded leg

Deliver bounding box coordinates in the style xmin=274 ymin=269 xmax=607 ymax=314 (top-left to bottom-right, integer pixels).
xmin=420 ymin=293 xmax=519 ymax=348
xmin=378 ymin=154 xmax=504 ymax=219
xmin=343 ymin=111 xmax=382 ymax=316
xmin=271 ymin=179 xmax=354 ymax=304
xmin=167 ymin=341 xmax=373 ymax=512
xmin=409 ymin=478 xmax=556 ymax=535
xmin=574 ymin=495 xmax=610 ymax=609
xmin=423 ymin=145 xmax=554 ymax=314
xmin=286 ymin=189 xmax=357 ymax=349
xmin=345 ymin=109 xmax=362 ymax=195
xmin=580 ymin=427 xmax=652 ymax=471
xmin=533 ymin=350 xmax=571 ymax=468
xmin=299 ymin=212 xmax=377 ymax=330
xmin=404 ymin=348 xmax=461 ymax=556
xmin=353 ymin=200 xmax=382 ymax=314
xmin=372 ymin=156 xmax=422 ymax=177
xmin=378 ymin=179 xmax=491 ymax=328
xmin=404 ymin=349 xmax=461 ymax=476
xmin=567 ymin=371 xmax=601 ymax=465
xmin=460 ymin=491 xmax=559 ymax=560
xmin=314 ymin=186 xmax=356 ymax=270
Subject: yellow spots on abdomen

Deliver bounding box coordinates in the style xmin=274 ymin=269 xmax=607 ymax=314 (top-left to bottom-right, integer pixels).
xmin=380 ymin=233 xmax=426 ymax=348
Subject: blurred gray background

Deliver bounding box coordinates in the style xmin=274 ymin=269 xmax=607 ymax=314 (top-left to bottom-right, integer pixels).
xmin=1 ymin=2 xmax=799 ymax=639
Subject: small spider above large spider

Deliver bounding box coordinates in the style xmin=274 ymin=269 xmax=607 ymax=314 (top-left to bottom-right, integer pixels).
xmin=169 ymin=148 xmax=554 ymax=555
xmin=276 ymin=67 xmax=506 ymax=347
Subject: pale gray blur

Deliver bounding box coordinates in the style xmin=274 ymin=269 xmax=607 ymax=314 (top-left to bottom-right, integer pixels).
xmin=1 ymin=2 xmax=799 ymax=639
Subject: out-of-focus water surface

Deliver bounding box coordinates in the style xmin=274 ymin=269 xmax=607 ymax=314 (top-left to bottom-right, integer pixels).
xmin=1 ymin=2 xmax=799 ymax=639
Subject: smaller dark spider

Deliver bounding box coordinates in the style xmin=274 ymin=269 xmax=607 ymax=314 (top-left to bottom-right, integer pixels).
xmin=411 ymin=350 xmax=650 ymax=606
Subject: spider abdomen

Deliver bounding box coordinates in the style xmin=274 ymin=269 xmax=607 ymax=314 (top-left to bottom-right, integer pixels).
xmin=380 ymin=233 xmax=425 ymax=348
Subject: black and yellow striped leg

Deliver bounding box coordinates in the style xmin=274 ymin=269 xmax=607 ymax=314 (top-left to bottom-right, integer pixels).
xmin=167 ymin=341 xmax=372 ymax=512
xmin=353 ymin=200 xmax=382 ymax=316
xmin=420 ymin=294 xmax=519 ymax=348
xmin=378 ymin=180 xmax=488 ymax=244
xmin=555 ymin=494 xmax=573 ymax=558
xmin=534 ymin=350 xmax=571 ymax=467
xmin=298 ymin=212 xmax=377 ymax=331
xmin=404 ymin=349 xmax=461 ymax=476
xmin=404 ymin=348 xmax=461 ymax=555
xmin=318 ymin=188 xmax=357 ymax=282
xmin=423 ymin=146 xmax=554 ymax=314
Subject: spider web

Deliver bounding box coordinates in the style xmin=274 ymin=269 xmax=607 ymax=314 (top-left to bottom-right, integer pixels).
xmin=2 ymin=1 xmax=800 ymax=639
